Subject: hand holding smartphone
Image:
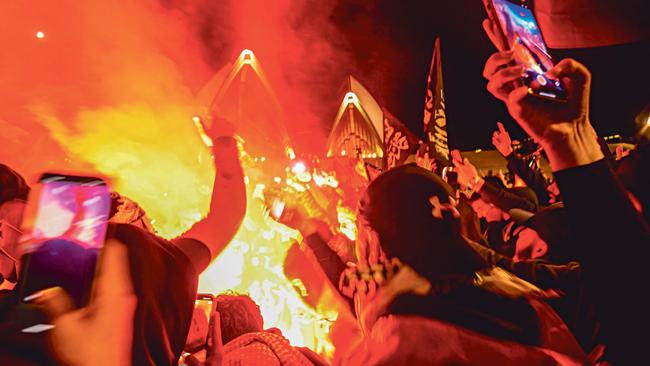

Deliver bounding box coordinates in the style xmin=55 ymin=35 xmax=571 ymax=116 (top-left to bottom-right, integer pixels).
xmin=185 ymin=293 xmax=215 ymax=353
xmin=482 ymin=0 xmax=567 ymax=102
xmin=18 ymin=173 xmax=111 ymax=310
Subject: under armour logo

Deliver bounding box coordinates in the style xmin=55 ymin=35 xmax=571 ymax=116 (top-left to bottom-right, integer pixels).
xmin=429 ymin=196 xmax=460 ymax=219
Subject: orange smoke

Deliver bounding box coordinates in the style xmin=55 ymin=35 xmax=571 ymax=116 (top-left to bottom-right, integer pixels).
xmin=1 ymin=0 xmax=357 ymax=358
xmin=1 ymin=0 xmax=215 ymax=237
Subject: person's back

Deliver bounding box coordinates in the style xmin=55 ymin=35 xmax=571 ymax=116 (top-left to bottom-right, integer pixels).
xmin=339 ymin=164 xmax=585 ymax=364
xmin=108 ymin=223 xmax=201 ymax=365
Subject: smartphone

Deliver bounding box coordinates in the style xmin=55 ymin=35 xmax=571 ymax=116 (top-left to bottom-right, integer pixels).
xmin=482 ymin=0 xmax=567 ymax=102
xmin=196 ymin=293 xmax=215 ymax=319
xmin=18 ymin=173 xmax=110 ymax=309
xmin=185 ymin=293 xmax=215 ymax=352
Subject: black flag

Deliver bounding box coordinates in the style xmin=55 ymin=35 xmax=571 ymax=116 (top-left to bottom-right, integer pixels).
xmin=383 ymin=109 xmax=419 ymax=170
xmin=423 ymin=37 xmax=450 ymax=164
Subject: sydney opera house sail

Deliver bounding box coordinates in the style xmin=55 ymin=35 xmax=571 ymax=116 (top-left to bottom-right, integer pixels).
xmin=200 ymin=50 xmax=291 ymax=164
xmin=325 ymin=76 xmax=384 ymax=166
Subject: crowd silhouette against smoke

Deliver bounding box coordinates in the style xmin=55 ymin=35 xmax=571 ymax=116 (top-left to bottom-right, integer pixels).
xmin=1 ymin=0 xmax=649 ymax=365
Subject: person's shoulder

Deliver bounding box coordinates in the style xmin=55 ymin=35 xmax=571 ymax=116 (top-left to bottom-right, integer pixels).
xmin=106 ymin=223 xmax=189 ymax=265
xmin=171 ymin=237 xmax=211 ymax=274
xmin=107 ymin=222 xmax=210 ymax=276
xmin=107 ymin=222 xmax=167 ymax=247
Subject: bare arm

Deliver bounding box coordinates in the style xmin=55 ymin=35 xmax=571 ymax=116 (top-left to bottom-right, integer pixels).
xmin=180 ymin=136 xmax=246 ymax=262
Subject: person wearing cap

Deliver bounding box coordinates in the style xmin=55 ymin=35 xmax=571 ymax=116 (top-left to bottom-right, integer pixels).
xmin=0 ymin=118 xmax=247 ymax=365
xmin=336 ymin=164 xmax=586 ymax=365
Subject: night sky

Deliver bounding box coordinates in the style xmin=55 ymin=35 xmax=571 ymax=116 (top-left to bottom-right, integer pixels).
xmin=330 ymin=0 xmax=650 ymax=150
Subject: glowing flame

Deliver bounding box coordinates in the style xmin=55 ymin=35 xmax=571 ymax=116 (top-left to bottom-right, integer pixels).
xmin=291 ymin=161 xmax=306 ymax=175
xmin=192 ymin=115 xmax=214 ymax=148
xmin=286 ymin=146 xmax=296 ymax=160
xmin=336 ymin=205 xmax=357 ymax=241
xmin=198 ymin=180 xmax=337 ymax=359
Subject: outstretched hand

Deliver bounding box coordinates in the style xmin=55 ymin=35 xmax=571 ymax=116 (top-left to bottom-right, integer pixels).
xmin=502 ymin=59 xmax=603 ymax=170
xmin=451 ymin=150 xmax=480 ymax=190
xmin=482 ymin=17 xmax=603 ymax=171
xmin=492 ymin=122 xmax=513 ymax=157
xmin=483 ymin=50 xmax=524 ymax=103
xmin=269 ymin=193 xmax=331 ymax=242
xmin=185 ymin=311 xmax=223 ymax=366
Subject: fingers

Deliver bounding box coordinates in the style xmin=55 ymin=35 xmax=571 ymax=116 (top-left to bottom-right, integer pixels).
xmin=486 ymin=65 xmax=525 ymax=101
xmin=450 ymin=149 xmax=463 ymax=164
xmin=482 ymin=18 xmax=507 ymax=51
xmin=497 ymin=122 xmax=507 ymax=133
xmin=206 ymin=311 xmax=223 ymax=366
xmin=184 ymin=354 xmax=202 ymax=366
xmin=547 ymin=58 xmax=590 ymax=83
xmin=30 ymin=286 xmax=76 ymax=319
xmin=92 ymin=239 xmax=135 ymax=303
xmin=482 ymin=50 xmax=514 ymax=79
xmin=504 ymin=86 xmax=532 ymax=131
xmin=92 ymin=239 xmax=137 ymax=346
xmin=508 ymin=85 xmax=530 ymax=106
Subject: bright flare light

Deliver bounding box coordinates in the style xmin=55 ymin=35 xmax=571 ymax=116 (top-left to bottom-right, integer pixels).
xmin=198 ymin=181 xmax=337 ymax=359
xmin=291 ymin=161 xmax=306 ymax=175
xmin=36 ymin=31 xmax=45 ymax=39
xmin=191 ymin=115 xmax=214 ymax=147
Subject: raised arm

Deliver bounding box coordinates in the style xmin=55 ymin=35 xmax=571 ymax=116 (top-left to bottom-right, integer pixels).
xmin=451 ymin=150 xmax=537 ymax=212
xmin=483 ymin=43 xmax=650 ymax=363
xmin=492 ymin=122 xmax=551 ymax=205
xmin=180 ymin=121 xmax=246 ymax=263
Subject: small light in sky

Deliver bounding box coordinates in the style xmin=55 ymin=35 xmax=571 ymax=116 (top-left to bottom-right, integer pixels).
xmin=36 ymin=31 xmax=45 ymax=39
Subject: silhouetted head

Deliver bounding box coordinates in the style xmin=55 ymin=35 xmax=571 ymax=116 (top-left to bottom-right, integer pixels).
xmin=359 ymin=164 xmax=486 ymax=282
xmin=215 ymin=293 xmax=264 ymax=345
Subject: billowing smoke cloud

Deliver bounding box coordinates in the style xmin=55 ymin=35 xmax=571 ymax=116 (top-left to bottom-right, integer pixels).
xmin=1 ymin=0 xmax=358 ymax=355
xmin=189 ymin=0 xmax=355 ymax=154
xmin=0 ymin=0 xmax=354 ymax=237
xmin=0 ymin=0 xmax=215 ymax=237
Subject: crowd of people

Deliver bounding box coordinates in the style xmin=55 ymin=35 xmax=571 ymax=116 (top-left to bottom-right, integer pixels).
xmin=0 ymin=15 xmax=648 ymax=366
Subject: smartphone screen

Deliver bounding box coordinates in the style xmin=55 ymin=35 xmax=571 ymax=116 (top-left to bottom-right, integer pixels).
xmin=18 ymin=173 xmax=110 ymax=308
xmin=489 ymin=0 xmax=567 ymax=101
xmin=185 ymin=294 xmax=214 ymax=352
xmin=195 ymin=294 xmax=214 ymax=322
